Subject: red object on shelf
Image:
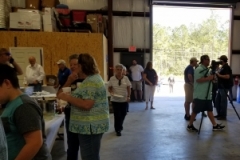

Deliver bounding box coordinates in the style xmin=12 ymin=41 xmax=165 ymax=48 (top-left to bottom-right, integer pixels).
xmin=56 ymin=8 xmax=70 ymax=15
xmin=60 ymin=18 xmax=71 ymax=27
xmin=72 ymin=11 xmax=86 ymax=22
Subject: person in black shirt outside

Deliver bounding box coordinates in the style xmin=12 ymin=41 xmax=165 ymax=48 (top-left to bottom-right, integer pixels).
xmin=57 ymin=54 xmax=84 ymax=160
xmin=55 ymin=59 xmax=71 ymax=89
xmin=215 ymin=55 xmax=233 ymax=120
xmin=143 ymin=61 xmax=158 ymax=110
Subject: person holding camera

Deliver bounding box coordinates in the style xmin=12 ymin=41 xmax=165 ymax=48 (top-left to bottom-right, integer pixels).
xmin=215 ymin=55 xmax=233 ymax=120
xmin=187 ymin=55 xmax=225 ymax=132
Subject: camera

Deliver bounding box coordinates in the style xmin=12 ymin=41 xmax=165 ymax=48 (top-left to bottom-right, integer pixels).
xmin=210 ymin=60 xmax=222 ymax=74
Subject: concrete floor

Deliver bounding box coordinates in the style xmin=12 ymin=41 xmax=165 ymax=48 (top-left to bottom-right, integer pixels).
xmin=51 ymin=94 xmax=240 ymax=160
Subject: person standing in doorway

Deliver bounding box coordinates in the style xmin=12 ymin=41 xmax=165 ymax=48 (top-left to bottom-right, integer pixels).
xmin=184 ymin=57 xmax=198 ymax=121
xmin=55 ymin=59 xmax=71 ymax=89
xmin=108 ymin=64 xmax=131 ymax=136
xmin=168 ymin=74 xmax=175 ymax=93
xmin=24 ymin=56 xmax=45 ymax=92
xmin=130 ymin=60 xmax=144 ymax=102
xmin=143 ymin=61 xmax=158 ymax=110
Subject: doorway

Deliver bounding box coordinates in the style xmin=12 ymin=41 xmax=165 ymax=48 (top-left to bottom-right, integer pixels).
xmin=152 ymin=6 xmax=231 ymax=96
xmin=120 ymin=53 xmax=145 ymax=69
xmin=120 ymin=52 xmax=145 ymax=101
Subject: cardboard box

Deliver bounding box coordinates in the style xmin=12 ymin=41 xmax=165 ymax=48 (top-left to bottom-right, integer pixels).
xmin=42 ymin=0 xmax=57 ymax=8
xmin=26 ymin=0 xmax=40 ymax=9
xmin=10 ymin=21 xmax=41 ymax=30
xmin=10 ymin=12 xmax=41 ymax=21
xmin=10 ymin=12 xmax=42 ymax=30
xmin=17 ymin=9 xmax=40 ymax=14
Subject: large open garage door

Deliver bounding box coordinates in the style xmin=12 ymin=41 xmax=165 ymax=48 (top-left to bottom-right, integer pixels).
xmin=150 ymin=0 xmax=236 ymax=97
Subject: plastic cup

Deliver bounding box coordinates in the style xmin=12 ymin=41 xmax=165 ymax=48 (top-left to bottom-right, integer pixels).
xmin=62 ymin=87 xmax=71 ymax=94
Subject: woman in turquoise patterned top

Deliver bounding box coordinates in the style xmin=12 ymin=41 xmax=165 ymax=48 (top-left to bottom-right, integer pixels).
xmin=57 ymin=53 xmax=109 ymax=160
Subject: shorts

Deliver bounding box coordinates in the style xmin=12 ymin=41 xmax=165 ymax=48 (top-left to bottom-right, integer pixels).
xmin=184 ymin=83 xmax=193 ymax=102
xmin=131 ymin=81 xmax=142 ymax=90
xmin=193 ymin=99 xmax=213 ymax=114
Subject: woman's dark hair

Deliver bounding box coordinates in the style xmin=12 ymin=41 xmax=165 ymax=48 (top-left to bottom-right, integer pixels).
xmin=78 ymin=53 xmax=99 ymax=75
xmin=146 ymin=61 xmax=152 ymax=70
xmin=0 ymin=64 xmax=19 ymax=88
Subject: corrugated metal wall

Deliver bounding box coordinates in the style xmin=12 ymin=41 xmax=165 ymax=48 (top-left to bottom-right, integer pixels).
xmin=113 ymin=17 xmax=150 ymax=48
xmin=113 ymin=0 xmax=150 ymax=49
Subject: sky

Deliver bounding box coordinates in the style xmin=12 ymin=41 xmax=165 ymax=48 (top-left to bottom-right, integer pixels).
xmin=153 ymin=6 xmax=231 ymax=28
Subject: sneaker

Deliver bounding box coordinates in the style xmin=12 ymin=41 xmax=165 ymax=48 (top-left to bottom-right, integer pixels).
xmin=213 ymin=124 xmax=225 ymax=131
xmin=116 ymin=131 xmax=121 ymax=136
xmin=187 ymin=125 xmax=199 ymax=132
xmin=184 ymin=114 xmax=190 ymax=121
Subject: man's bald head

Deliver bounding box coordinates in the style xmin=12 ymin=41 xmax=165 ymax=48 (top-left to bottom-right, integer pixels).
xmin=29 ymin=56 xmax=36 ymax=66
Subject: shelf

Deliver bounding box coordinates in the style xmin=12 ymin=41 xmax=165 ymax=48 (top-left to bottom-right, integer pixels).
xmin=71 ymin=10 xmax=150 ymax=17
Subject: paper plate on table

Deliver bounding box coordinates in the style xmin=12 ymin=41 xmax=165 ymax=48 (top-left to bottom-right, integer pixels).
xmin=113 ymin=94 xmax=124 ymax=98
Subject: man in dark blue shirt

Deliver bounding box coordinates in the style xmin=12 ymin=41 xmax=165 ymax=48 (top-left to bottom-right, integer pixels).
xmin=55 ymin=60 xmax=71 ymax=89
xmin=184 ymin=57 xmax=198 ymax=120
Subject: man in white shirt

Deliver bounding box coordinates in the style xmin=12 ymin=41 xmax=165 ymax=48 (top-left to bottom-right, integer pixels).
xmin=130 ymin=60 xmax=144 ymax=101
xmin=24 ymin=56 xmax=45 ymax=92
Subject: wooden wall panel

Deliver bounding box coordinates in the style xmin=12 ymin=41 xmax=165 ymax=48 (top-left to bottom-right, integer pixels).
xmin=65 ymin=33 xmax=104 ymax=76
xmin=27 ymin=32 xmax=54 ymax=75
xmin=0 ymin=31 xmax=105 ymax=79
xmin=52 ymin=32 xmax=68 ymax=75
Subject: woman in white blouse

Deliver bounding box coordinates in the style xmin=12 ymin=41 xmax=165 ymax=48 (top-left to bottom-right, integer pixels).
xmin=108 ymin=64 xmax=131 ymax=136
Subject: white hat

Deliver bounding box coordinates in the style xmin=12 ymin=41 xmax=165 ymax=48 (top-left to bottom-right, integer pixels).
xmin=57 ymin=59 xmax=66 ymax=65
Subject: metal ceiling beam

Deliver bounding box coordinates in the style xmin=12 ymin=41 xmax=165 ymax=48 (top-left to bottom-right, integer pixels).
xmin=108 ymin=0 xmax=114 ymax=78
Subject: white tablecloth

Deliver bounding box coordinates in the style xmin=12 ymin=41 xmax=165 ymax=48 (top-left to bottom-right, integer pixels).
xmin=30 ymin=94 xmax=56 ymax=99
xmin=45 ymin=114 xmax=65 ymax=151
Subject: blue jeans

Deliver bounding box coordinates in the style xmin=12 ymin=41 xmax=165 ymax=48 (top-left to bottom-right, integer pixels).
xmin=216 ymin=89 xmax=228 ymax=117
xmin=64 ymin=107 xmax=79 ymax=160
xmin=78 ymin=133 xmax=103 ymax=160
